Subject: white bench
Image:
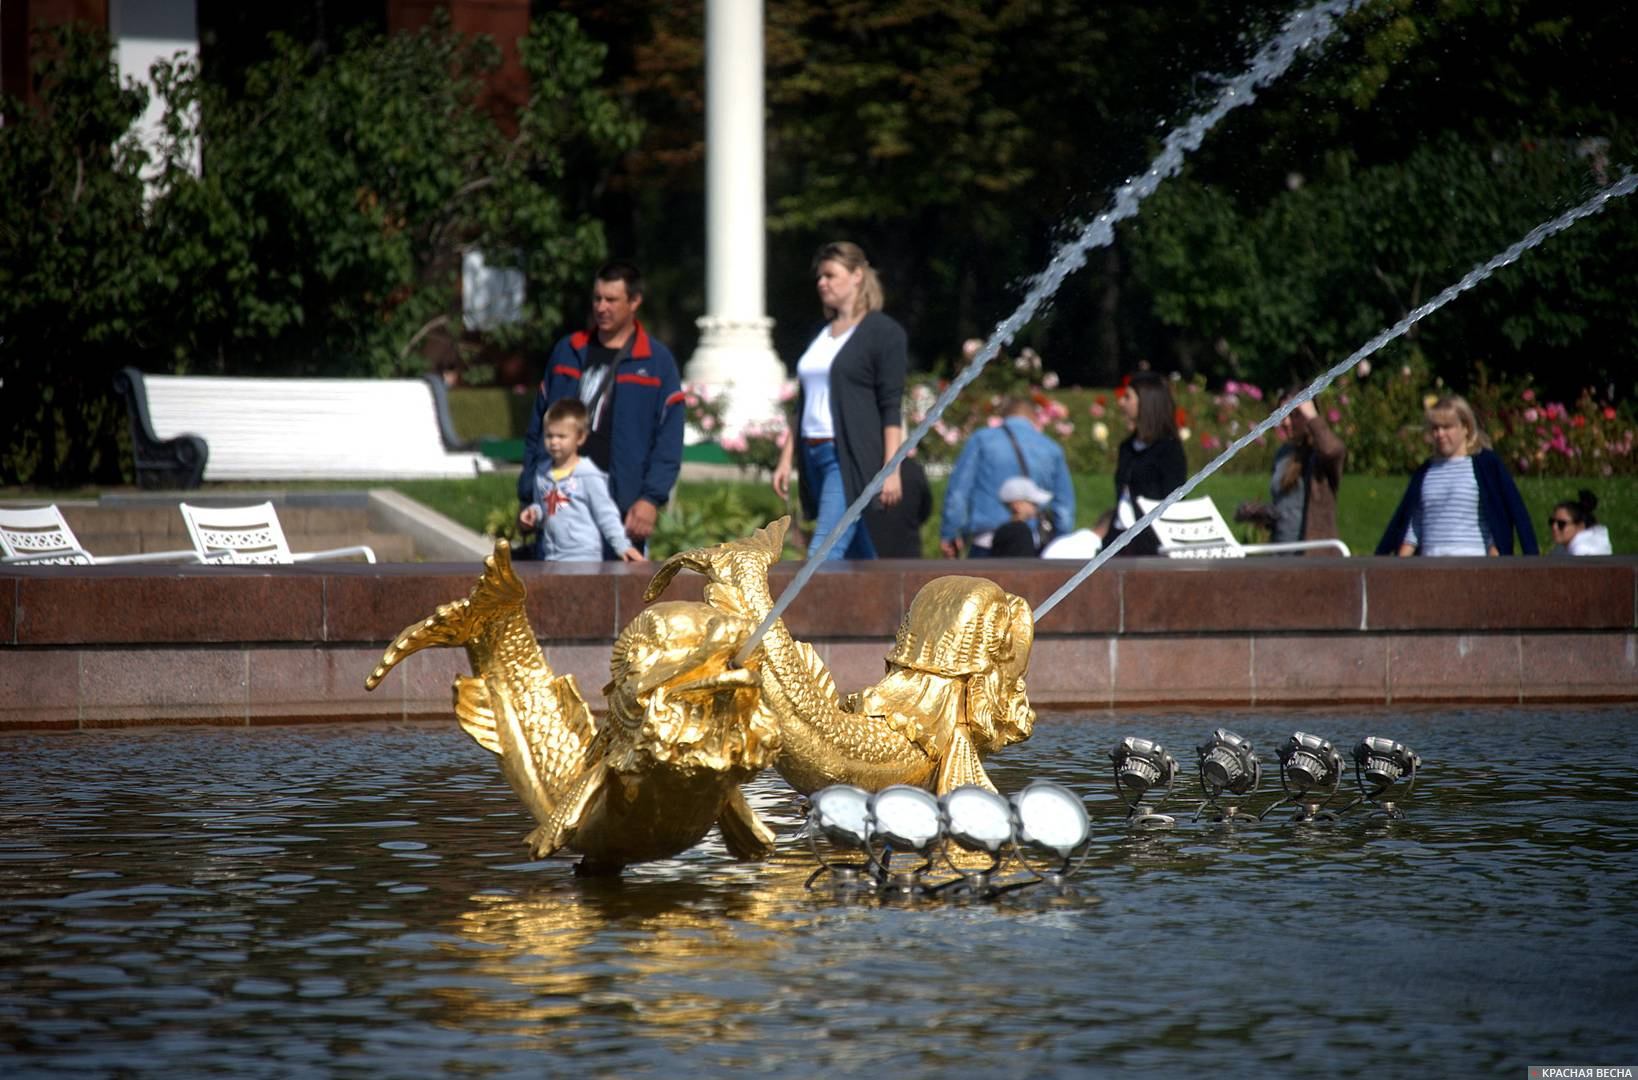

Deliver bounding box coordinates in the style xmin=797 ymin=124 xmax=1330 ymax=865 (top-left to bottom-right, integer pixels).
xmin=115 ymin=368 xmax=495 ymax=487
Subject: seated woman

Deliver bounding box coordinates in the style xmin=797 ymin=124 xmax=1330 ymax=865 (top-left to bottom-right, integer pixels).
xmin=1375 ymin=395 xmax=1537 ymax=557
xmin=1548 ymin=490 xmax=1612 ymax=555
xmin=1235 ymin=394 xmax=1345 ymax=555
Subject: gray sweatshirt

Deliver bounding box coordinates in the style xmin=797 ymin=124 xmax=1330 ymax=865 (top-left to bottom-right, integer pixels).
xmin=527 ymin=458 xmax=632 ymax=561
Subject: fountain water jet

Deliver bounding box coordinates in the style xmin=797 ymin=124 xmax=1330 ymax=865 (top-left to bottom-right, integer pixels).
xmin=1032 ymin=170 xmax=1637 ymax=621
xmin=736 ymin=0 xmax=1369 ymax=662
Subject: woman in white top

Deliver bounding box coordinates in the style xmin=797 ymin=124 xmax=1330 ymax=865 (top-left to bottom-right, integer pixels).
xmin=772 ymin=242 xmax=908 ymax=559
xmin=1549 ymin=490 xmax=1612 ymax=555
xmin=1376 ymin=395 xmax=1538 ymax=556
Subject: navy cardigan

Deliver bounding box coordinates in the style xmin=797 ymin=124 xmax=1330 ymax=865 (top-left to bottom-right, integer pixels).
xmin=793 ymin=311 xmax=907 ymax=523
xmin=1374 ymin=449 xmax=1539 ymax=555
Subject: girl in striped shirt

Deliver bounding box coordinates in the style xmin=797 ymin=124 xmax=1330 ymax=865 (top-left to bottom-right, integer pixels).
xmin=1376 ymin=396 xmax=1538 ymax=557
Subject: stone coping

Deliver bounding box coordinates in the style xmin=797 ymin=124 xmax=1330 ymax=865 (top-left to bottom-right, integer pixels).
xmin=3 ymin=557 xmax=1633 ymax=730
xmin=2 ymin=556 xmax=1633 ymax=646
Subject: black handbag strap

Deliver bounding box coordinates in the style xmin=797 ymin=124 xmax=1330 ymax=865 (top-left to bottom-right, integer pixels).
xmin=1001 ymin=423 xmax=1055 ymax=547
xmin=1002 ymin=425 xmax=1031 ymax=478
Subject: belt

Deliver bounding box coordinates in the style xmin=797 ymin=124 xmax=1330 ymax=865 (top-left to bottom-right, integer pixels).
xmin=804 ymin=437 xmax=834 ymax=445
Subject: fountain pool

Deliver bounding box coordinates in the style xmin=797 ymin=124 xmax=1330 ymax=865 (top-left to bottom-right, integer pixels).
xmin=2 ymin=708 xmax=1635 ymax=1077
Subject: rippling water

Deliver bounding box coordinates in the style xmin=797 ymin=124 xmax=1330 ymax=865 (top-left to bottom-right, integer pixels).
xmin=2 ymin=708 xmax=1636 ymax=1078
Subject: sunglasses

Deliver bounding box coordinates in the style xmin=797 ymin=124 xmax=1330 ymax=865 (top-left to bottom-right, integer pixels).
xmin=1548 ymin=518 xmax=1574 ymax=529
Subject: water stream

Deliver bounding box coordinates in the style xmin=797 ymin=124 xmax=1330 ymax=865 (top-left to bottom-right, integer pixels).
xmin=741 ymin=0 xmax=1367 ymax=660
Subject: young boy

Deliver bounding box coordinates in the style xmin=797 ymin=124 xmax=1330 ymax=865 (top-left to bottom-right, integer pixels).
xmin=989 ymin=476 xmax=1055 ymax=557
xmin=517 ymin=399 xmax=646 ymax=563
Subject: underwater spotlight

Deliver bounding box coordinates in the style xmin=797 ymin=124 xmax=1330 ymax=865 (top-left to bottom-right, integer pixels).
xmin=868 ymin=784 xmax=944 ymax=854
xmin=809 ymin=784 xmax=872 ymax=848
xmin=1195 ymin=728 xmax=1260 ymax=821
xmin=1010 ymin=781 xmax=1092 ymax=885
xmin=804 ymin=784 xmax=874 ymax=887
xmin=1110 ymin=736 xmax=1178 ymax=828
xmin=941 ymin=784 xmax=1015 ymax=855
xmin=867 ymin=785 xmax=944 ymax=894
xmin=1346 ymin=736 xmax=1421 ymax=819
xmin=936 ymin=784 xmax=1015 ymax=895
xmin=1198 ymin=728 xmax=1260 ymax=795
xmin=1354 ymin=736 xmax=1419 ymax=792
xmin=1261 ymin=731 xmax=1344 ymax=821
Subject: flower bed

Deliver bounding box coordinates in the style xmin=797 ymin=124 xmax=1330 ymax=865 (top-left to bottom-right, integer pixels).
xmin=900 ymin=350 xmax=1634 ymax=480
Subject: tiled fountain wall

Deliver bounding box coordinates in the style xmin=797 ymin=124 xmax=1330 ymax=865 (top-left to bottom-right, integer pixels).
xmin=2 ymin=558 xmax=1633 ymax=730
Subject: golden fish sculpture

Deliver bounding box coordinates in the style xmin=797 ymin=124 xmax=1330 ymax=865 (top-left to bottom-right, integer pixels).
xmin=647 ymin=517 xmax=1036 ymax=796
xmin=364 ymin=540 xmax=780 ymax=874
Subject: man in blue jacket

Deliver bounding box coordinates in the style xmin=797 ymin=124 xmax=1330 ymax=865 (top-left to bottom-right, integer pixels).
xmin=939 ymin=397 xmax=1076 ymax=557
xmin=518 ymin=262 xmax=684 ymax=558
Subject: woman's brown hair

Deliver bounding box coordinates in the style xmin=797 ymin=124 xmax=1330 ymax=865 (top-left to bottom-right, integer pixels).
xmin=1126 ymin=372 xmax=1179 ymax=445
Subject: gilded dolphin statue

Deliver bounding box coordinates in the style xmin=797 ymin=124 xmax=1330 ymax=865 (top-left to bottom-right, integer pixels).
xmin=646 ymin=517 xmax=1036 ymax=796
xmin=365 ymin=540 xmax=780 ymax=874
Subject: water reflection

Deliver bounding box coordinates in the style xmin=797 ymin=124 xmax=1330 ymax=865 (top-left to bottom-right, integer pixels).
xmin=1 ymin=709 xmax=1635 ymax=1076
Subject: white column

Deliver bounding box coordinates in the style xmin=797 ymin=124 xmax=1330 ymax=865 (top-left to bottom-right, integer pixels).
xmin=686 ymin=0 xmax=789 ymax=436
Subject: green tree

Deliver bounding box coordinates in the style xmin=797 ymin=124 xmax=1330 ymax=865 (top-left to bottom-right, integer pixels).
xmin=0 ymin=25 xmax=156 ymax=485
xmin=147 ymin=13 xmax=640 ymax=377
xmin=561 ymin=0 xmax=1635 ymax=396
xmin=1 ymin=15 xmax=639 ymax=485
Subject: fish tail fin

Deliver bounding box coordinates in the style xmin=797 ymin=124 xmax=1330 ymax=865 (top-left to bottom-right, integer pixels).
xmin=365 ymin=540 xmax=525 ymax=690
xmin=452 ymin=674 xmax=500 ymax=754
xmin=718 ymin=786 xmax=777 ymax=861
xmin=935 ymin=727 xmax=995 ymax=795
xmin=644 ymin=516 xmax=789 ymax=603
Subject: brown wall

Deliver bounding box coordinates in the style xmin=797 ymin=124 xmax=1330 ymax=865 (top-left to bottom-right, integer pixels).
xmin=3 ymin=557 xmax=1634 ymax=731
xmin=3 ymin=0 xmax=110 ymax=104
xmin=386 ymin=0 xmax=528 ymax=132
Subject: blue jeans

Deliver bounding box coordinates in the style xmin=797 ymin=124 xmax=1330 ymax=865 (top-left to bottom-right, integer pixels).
xmin=802 ymin=439 xmax=876 ymax=560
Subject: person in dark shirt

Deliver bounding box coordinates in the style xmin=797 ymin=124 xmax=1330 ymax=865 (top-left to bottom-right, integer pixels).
xmin=1110 ymin=372 xmax=1187 ymax=557
xmin=864 ymin=452 xmax=932 ymax=557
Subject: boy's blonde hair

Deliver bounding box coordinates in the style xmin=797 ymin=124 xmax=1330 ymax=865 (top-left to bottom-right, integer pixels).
xmin=1426 ymin=394 xmax=1490 ymax=454
xmin=545 ymin=398 xmax=589 ymax=437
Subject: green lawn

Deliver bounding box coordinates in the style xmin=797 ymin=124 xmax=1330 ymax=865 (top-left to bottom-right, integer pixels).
xmin=11 ymin=471 xmax=1627 ymax=559
xmin=377 ymin=470 xmax=1632 ymax=558
xmin=983 ymin=472 xmax=1632 ymax=558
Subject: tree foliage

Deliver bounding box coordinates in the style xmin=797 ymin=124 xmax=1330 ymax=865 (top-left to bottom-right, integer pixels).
xmin=1 ymin=15 xmax=638 ymax=484
xmin=564 ymin=0 xmax=1634 ymax=401
xmin=0 ymin=26 xmax=154 ymax=485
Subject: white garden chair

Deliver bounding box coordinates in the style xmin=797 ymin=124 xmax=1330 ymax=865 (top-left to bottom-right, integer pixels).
xmin=0 ymin=505 xmax=206 ymax=566
xmin=179 ymin=502 xmax=376 ymax=564
xmin=1137 ymin=496 xmax=1350 ymax=558
xmin=0 ymin=504 xmax=206 ymax=567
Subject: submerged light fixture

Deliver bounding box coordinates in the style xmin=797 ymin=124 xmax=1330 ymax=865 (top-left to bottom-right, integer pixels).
xmin=867 ymin=784 xmax=944 ymax=894
xmin=1011 ymin=781 xmax=1093 ymax=886
xmin=1261 ymin=731 xmax=1345 ymax=821
xmin=937 ymin=783 xmax=1016 ymax=895
xmin=1110 ymin=736 xmax=1179 ymax=828
xmin=1343 ymin=736 xmax=1421 ymax=819
xmin=1195 ymin=728 xmax=1261 ymax=822
xmin=803 ymin=780 xmax=1094 ymax=900
xmin=804 ymin=783 xmax=874 ymax=887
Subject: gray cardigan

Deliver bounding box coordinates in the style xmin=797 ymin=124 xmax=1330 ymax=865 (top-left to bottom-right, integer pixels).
xmin=794 ymin=310 xmax=908 ymax=523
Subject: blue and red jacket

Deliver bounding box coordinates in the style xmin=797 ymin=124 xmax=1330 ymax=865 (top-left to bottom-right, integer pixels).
xmin=518 ymin=322 xmax=685 ymax=535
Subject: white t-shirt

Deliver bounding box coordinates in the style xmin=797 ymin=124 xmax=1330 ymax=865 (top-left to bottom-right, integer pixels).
xmin=795 ymin=324 xmax=857 ymax=439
